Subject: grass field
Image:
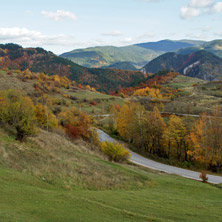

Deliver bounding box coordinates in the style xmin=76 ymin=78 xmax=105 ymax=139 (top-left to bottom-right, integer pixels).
xmin=162 ymin=75 xmax=222 ymax=115
xmin=0 ymin=127 xmax=222 ymax=222
xmin=61 ymin=87 xmax=123 ymax=114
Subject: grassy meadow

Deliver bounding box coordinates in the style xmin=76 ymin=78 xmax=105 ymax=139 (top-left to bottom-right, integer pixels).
xmin=0 ymin=127 xmax=222 ymax=222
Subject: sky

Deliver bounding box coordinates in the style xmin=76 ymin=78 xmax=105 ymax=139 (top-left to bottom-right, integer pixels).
xmin=0 ymin=0 xmax=222 ymax=54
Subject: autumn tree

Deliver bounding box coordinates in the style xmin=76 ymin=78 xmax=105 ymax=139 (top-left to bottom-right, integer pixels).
xmin=117 ymin=103 xmax=165 ymax=155
xmin=117 ymin=102 xmax=144 ymax=143
xmin=0 ymin=90 xmax=37 ymax=140
xmin=58 ymin=107 xmax=91 ymax=140
xmin=189 ymin=109 xmax=222 ymax=172
xmin=143 ymin=107 xmax=166 ymax=155
xmin=163 ymin=115 xmax=188 ymax=160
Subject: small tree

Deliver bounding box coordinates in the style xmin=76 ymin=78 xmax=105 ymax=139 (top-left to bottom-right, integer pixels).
xmin=200 ymin=172 xmax=208 ymax=183
xmin=35 ymin=104 xmax=58 ymax=131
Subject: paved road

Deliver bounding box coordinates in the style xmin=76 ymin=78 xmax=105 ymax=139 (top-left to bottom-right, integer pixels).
xmin=97 ymin=129 xmax=222 ymax=184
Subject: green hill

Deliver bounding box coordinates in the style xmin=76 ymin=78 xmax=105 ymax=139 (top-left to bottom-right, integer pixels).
xmin=61 ymin=45 xmax=161 ymax=68
xmin=60 ymin=40 xmax=204 ymax=68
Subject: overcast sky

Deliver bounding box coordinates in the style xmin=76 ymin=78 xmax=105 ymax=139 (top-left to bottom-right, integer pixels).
xmin=0 ymin=0 xmax=222 ymax=54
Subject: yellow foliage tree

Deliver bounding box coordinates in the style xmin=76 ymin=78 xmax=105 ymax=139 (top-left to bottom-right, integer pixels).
xmin=0 ymin=90 xmax=37 ymax=140
xmin=35 ymin=104 xmax=58 ymax=131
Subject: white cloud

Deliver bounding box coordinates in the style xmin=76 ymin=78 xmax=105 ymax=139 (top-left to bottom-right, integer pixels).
xmin=0 ymin=27 xmax=138 ymax=54
xmin=180 ymin=6 xmax=200 ymax=19
xmin=0 ymin=27 xmax=42 ymax=40
xmin=101 ymin=30 xmax=123 ymax=37
xmin=179 ymin=0 xmax=222 ymax=19
xmin=189 ymin=0 xmax=215 ymax=8
xmin=213 ymin=2 xmax=222 ymax=12
xmin=41 ymin=10 xmax=77 ymax=21
xmin=0 ymin=27 xmax=76 ymax=47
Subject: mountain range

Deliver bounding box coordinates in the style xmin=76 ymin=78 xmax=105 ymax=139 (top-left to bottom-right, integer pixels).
xmin=1 ymin=39 xmax=222 ymax=92
xmin=60 ymin=40 xmax=204 ymax=69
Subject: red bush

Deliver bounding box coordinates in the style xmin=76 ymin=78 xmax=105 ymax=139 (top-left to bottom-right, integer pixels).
xmin=65 ymin=124 xmax=81 ymax=139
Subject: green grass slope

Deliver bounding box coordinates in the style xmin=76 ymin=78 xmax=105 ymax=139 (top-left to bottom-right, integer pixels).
xmin=0 ymin=127 xmax=222 ymax=222
xmin=158 ymin=75 xmax=222 ymax=115
xmin=0 ymin=126 xmax=222 ymax=222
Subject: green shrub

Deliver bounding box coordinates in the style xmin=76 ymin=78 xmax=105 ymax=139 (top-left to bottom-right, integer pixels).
xmin=101 ymin=141 xmax=131 ymax=162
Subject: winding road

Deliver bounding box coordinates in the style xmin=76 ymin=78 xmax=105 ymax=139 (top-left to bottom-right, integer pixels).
xmin=97 ymin=129 xmax=222 ymax=184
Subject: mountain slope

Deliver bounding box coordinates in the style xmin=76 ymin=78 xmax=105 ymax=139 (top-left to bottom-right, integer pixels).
xmin=61 ymin=45 xmax=161 ymax=68
xmin=60 ymin=40 xmax=204 ymax=68
xmin=143 ymin=50 xmax=222 ymax=81
xmin=177 ymin=40 xmax=222 ymax=58
xmin=102 ymin=62 xmax=137 ymax=71
xmin=0 ymin=43 xmax=145 ymax=92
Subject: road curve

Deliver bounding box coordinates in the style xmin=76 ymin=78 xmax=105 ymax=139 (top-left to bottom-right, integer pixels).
xmin=97 ymin=129 xmax=222 ymax=184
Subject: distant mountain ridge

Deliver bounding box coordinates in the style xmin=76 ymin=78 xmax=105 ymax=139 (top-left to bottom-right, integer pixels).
xmin=60 ymin=40 xmax=204 ymax=68
xmin=135 ymin=39 xmax=203 ymax=52
xmin=143 ymin=50 xmax=222 ymax=81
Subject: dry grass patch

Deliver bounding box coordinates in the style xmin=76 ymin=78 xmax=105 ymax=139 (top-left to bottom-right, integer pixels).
xmin=0 ymin=128 xmax=151 ymax=190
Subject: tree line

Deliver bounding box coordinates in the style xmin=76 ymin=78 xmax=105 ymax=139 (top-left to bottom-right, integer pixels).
xmin=110 ymin=102 xmax=222 ymax=172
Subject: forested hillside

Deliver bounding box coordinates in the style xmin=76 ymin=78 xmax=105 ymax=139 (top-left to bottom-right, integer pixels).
xmin=143 ymin=50 xmax=222 ymax=81
xmin=0 ymin=43 xmax=145 ymax=93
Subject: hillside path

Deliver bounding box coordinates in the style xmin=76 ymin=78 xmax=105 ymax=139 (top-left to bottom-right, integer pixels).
xmin=97 ymin=129 xmax=222 ymax=184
